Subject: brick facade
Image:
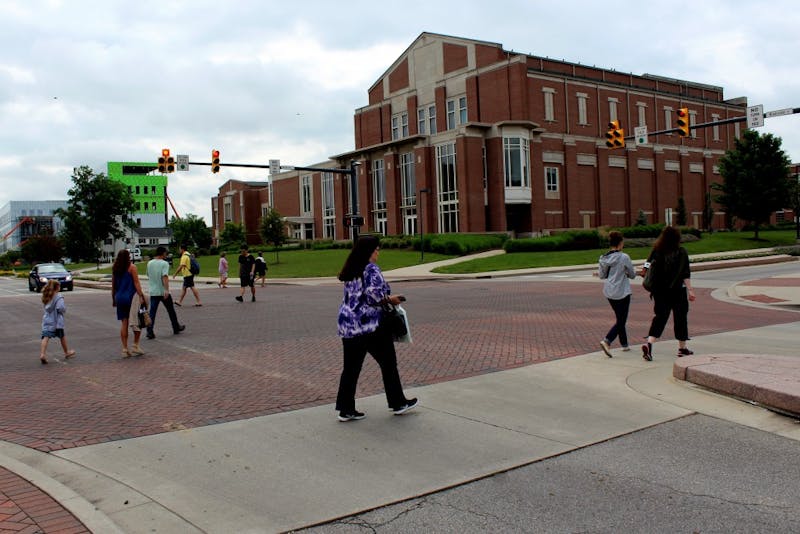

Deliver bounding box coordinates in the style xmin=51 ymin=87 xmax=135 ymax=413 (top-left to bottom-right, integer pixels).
xmin=212 ymin=32 xmax=796 ymax=243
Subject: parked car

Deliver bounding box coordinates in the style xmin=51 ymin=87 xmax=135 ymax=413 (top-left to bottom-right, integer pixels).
xmin=29 ymin=263 xmax=74 ymax=292
xmin=126 ymin=247 xmax=142 ymax=261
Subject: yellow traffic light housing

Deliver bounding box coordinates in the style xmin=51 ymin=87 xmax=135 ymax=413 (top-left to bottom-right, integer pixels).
xmin=211 ymin=149 xmax=220 ymax=173
xmin=158 ymin=148 xmax=169 ymax=173
xmin=605 ymin=120 xmax=625 ymax=149
xmin=676 ymin=108 xmax=690 ymax=137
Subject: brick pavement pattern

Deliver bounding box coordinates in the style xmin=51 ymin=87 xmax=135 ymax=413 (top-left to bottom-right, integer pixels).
xmin=0 ymin=280 xmax=794 ymax=454
xmin=0 ymin=466 xmax=89 ymax=533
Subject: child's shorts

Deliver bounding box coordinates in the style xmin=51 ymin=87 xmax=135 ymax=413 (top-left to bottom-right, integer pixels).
xmin=41 ymin=328 xmax=65 ymax=339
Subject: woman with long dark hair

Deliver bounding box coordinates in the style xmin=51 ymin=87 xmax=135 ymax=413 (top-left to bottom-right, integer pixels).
xmin=112 ymin=248 xmax=147 ymax=358
xmin=335 ymin=235 xmax=417 ymax=422
xmin=641 ymin=226 xmax=696 ymax=361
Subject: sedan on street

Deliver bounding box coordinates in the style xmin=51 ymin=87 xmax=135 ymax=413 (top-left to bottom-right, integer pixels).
xmin=28 ymin=263 xmax=74 ymax=292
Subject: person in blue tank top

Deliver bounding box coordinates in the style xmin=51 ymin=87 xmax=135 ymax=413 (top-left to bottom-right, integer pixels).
xmin=112 ymin=249 xmax=147 ymax=358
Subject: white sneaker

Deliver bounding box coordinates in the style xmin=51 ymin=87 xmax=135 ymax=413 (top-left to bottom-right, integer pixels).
xmin=393 ymin=398 xmax=418 ymax=415
xmin=600 ymin=340 xmax=613 ymax=358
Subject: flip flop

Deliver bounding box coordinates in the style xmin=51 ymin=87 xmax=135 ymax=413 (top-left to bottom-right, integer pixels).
xmin=194 ymin=303 xmax=203 ymax=307
xmin=40 ymin=357 xmax=48 ymax=365
xmin=174 ymin=302 xmax=182 ymax=306
xmin=64 ymin=350 xmax=76 ymax=359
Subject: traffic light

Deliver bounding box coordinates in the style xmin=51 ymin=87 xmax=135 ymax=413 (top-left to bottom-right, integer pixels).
xmin=158 ymin=148 xmax=169 ymax=173
xmin=605 ymin=120 xmax=625 ymax=149
xmin=166 ymin=152 xmax=175 ymax=173
xmin=211 ymin=149 xmax=220 ymax=173
xmin=676 ymin=108 xmax=690 ymax=137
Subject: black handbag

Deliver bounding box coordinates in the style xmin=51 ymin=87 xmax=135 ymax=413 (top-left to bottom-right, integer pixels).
xmin=382 ymin=303 xmax=408 ymax=339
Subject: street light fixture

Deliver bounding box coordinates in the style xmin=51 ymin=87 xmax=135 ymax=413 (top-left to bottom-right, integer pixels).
xmin=418 ymin=188 xmax=430 ymax=263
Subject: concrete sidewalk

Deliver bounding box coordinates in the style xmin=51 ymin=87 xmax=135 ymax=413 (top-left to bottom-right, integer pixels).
xmin=3 ymin=250 xmax=799 ymax=533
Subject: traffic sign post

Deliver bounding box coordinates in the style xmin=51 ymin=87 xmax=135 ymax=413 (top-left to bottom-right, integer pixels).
xmin=176 ymin=154 xmax=189 ymax=171
xmin=634 ymin=126 xmax=648 ymax=146
xmin=269 ymin=159 xmax=280 ymax=175
xmin=747 ymin=105 xmax=764 ymax=128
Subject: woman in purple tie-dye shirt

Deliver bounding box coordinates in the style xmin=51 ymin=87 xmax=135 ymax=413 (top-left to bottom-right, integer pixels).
xmin=334 ymin=235 xmax=418 ymax=422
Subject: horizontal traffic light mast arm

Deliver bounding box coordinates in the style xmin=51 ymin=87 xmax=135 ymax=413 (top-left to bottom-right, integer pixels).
xmin=188 ymin=161 xmax=354 ymax=174
xmin=622 ymin=106 xmax=800 ymax=140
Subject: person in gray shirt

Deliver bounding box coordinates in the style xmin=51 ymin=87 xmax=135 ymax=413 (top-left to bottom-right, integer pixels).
xmin=597 ymin=231 xmax=636 ymax=357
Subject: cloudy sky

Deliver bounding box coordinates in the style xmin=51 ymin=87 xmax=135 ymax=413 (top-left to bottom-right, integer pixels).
xmin=2 ymin=0 xmax=798 ymax=224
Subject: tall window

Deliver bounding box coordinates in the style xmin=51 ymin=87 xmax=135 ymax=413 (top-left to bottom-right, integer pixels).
xmin=664 ymin=107 xmax=673 ymax=132
xmin=417 ymin=108 xmax=426 ymax=135
xmin=321 ymin=172 xmax=335 ymax=239
xmin=545 ymin=167 xmax=559 ymax=192
xmin=712 ymin=114 xmax=720 ymax=141
xmin=301 ymin=175 xmax=312 ymax=214
xmin=446 ymin=96 xmax=467 ymax=130
xmin=689 ymin=110 xmax=697 ymax=139
xmin=543 ymin=88 xmax=555 ymax=121
xmin=577 ymin=93 xmax=588 ymax=125
xmin=399 ymin=152 xmax=417 ymax=235
xmin=372 ymin=160 xmax=387 ymax=235
xmin=391 ymin=112 xmax=408 ymax=140
xmin=435 ymin=143 xmax=459 ymax=233
xmin=223 ymin=197 xmax=232 ymax=222
xmin=637 ymin=103 xmax=647 ymax=127
xmin=446 ymin=99 xmax=456 ymax=129
xmin=503 ymin=137 xmax=530 ymax=188
xmin=608 ymin=98 xmax=618 ymax=122
xmin=428 ymin=105 xmax=437 ymax=134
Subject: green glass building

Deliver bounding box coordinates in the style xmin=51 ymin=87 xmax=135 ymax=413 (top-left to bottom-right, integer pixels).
xmin=107 ymin=162 xmax=169 ymax=228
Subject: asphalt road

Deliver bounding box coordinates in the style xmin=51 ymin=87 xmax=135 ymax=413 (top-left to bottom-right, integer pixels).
xmin=298 ymin=413 xmax=800 ymax=534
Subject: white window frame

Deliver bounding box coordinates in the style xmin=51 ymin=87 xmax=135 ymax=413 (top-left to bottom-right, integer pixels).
xmin=543 ymin=87 xmax=555 ymax=122
xmin=664 ymin=107 xmax=673 ymax=133
xmin=446 ymin=99 xmax=456 ymax=129
xmin=321 ymin=172 xmax=335 ymax=239
xmin=428 ymin=105 xmax=437 ymax=134
xmin=503 ymin=137 xmax=530 ymax=188
xmin=577 ymin=92 xmax=588 ymax=125
xmin=435 ymin=143 xmax=459 ymax=233
xmin=417 ymin=108 xmax=426 ymax=135
xmin=399 ymin=152 xmax=417 ymax=236
xmin=637 ymin=102 xmax=647 ymax=127
xmin=689 ymin=110 xmax=698 ymax=139
xmin=712 ymin=113 xmax=720 ymax=141
xmin=608 ymin=98 xmax=619 ymax=123
xmin=545 ymin=167 xmax=560 ymax=193
xmin=458 ymin=96 xmax=467 ymax=124
xmin=372 ymin=159 xmax=387 ymax=235
xmin=301 ymin=175 xmax=312 ymax=215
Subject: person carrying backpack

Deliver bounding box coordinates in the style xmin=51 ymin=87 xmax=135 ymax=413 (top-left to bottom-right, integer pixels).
xmin=173 ymin=243 xmax=202 ymax=307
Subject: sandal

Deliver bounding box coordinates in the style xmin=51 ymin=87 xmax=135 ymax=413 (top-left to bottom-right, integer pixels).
xmin=40 ymin=357 xmax=48 ymax=365
xmin=64 ymin=350 xmax=76 ymax=359
xmin=121 ymin=348 xmax=132 ymax=359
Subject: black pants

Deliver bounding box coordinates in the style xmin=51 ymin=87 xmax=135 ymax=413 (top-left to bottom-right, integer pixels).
xmin=336 ymin=325 xmax=407 ymax=413
xmin=647 ymin=287 xmax=689 ymax=341
xmin=147 ymin=294 xmax=181 ymax=335
xmin=604 ymin=294 xmax=631 ymax=347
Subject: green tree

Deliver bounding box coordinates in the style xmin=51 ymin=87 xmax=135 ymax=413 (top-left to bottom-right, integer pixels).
xmin=219 ymin=222 xmax=246 ymax=249
xmin=56 ymin=166 xmax=136 ymax=262
xmin=635 ymin=209 xmax=648 ymax=226
xmin=260 ymin=208 xmax=287 ymax=262
xmin=169 ymin=214 xmax=212 ymax=250
xmin=675 ymin=197 xmax=687 ymax=226
xmin=714 ymin=130 xmax=792 ymax=240
xmin=20 ymin=235 xmax=64 ymax=264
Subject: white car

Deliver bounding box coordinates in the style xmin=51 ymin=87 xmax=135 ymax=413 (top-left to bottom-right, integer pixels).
xmin=127 ymin=247 xmax=142 ymax=261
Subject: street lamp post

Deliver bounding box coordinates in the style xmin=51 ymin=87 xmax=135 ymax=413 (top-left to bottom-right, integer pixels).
xmin=418 ymin=188 xmax=430 ymax=263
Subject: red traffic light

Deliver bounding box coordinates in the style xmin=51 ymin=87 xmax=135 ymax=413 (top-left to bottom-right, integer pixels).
xmin=211 ymin=149 xmax=221 ymax=173
xmin=676 ymin=108 xmax=690 ymax=137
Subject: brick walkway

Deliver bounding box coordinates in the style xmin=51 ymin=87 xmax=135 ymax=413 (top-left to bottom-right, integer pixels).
xmin=0 ymin=466 xmax=88 ymax=533
xmin=1 ymin=280 xmax=792 ymax=454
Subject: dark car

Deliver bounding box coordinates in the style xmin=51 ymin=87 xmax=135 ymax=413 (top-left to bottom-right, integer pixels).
xmin=28 ymin=263 xmax=74 ymax=292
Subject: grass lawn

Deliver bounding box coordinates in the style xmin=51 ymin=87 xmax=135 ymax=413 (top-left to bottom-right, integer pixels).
xmin=86 ymin=248 xmax=454 ymax=278
xmin=433 ymin=230 xmax=798 ymax=274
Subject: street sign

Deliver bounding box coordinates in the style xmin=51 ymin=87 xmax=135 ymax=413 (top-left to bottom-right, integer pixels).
xmin=269 ymin=159 xmax=280 ymax=175
xmin=634 ymin=126 xmax=648 ymax=146
xmin=765 ymin=107 xmax=794 ymax=118
xmin=747 ymin=105 xmax=764 ymax=128
xmin=176 ymin=154 xmax=189 ymax=171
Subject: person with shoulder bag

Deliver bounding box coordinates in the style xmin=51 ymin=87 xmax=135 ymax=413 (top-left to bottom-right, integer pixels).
xmin=641 ymin=226 xmax=696 ymax=361
xmin=334 ymin=235 xmax=418 ymax=422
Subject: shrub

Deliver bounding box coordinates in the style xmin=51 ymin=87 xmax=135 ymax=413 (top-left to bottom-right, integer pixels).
xmin=612 ymin=223 xmax=665 ymax=239
xmin=504 ymin=230 xmax=602 ymax=253
xmin=414 ymin=233 xmax=507 ymax=256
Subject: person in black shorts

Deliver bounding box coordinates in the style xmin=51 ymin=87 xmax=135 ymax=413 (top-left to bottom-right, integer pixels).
xmin=255 ymin=251 xmax=268 ymax=287
xmin=236 ymin=245 xmax=256 ymax=302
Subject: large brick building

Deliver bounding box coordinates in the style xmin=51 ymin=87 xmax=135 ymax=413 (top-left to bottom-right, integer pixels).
xmin=212 ymin=32 xmax=790 ymax=244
